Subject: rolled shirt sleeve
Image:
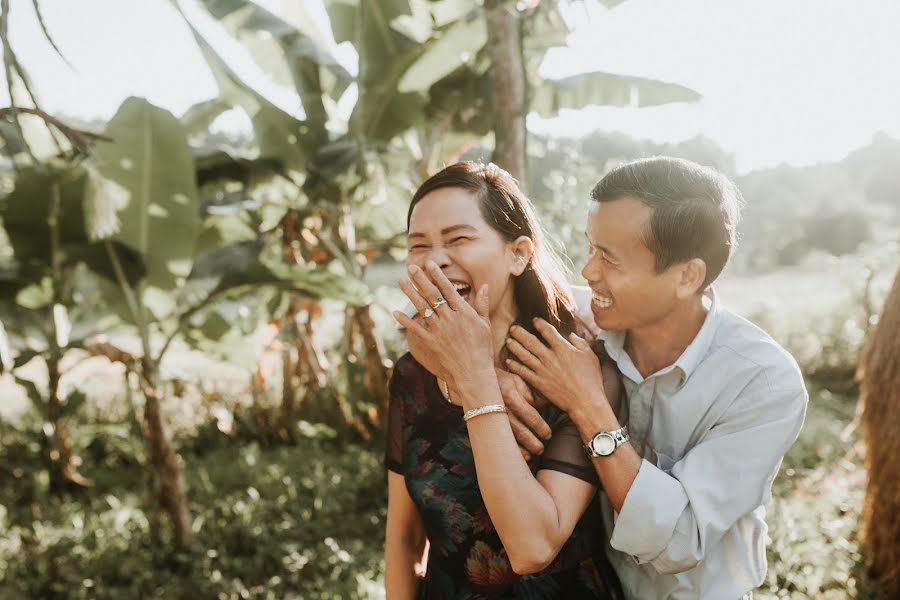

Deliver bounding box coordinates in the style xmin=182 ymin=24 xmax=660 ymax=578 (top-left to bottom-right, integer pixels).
xmin=609 ymin=387 xmax=808 ymax=575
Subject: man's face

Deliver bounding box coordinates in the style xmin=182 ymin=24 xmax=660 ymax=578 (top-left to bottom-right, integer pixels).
xmin=581 ymin=196 xmax=684 ymax=332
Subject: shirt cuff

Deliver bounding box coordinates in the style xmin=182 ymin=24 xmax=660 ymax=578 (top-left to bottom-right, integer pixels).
xmin=609 ymin=458 xmax=689 ymax=561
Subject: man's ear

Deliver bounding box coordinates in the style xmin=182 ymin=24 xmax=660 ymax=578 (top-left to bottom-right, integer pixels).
xmin=509 ymin=236 xmax=535 ymax=276
xmin=676 ymin=258 xmax=707 ymax=298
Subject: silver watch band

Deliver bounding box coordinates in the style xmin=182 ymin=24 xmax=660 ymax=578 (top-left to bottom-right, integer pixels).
xmin=584 ymin=425 xmax=630 ymax=457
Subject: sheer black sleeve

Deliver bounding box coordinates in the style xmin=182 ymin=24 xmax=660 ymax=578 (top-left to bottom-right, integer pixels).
xmin=534 ymin=340 xmax=623 ymax=486
xmin=593 ymin=339 xmax=625 ymax=418
xmin=537 ymin=410 xmax=598 ymax=486
xmin=384 ymin=367 xmax=405 ymax=475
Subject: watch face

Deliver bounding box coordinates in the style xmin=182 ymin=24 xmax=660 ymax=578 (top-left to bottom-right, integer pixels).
xmin=594 ymin=433 xmax=616 ymax=456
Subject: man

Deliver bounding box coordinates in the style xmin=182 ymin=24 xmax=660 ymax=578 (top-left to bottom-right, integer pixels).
xmin=503 ymin=157 xmax=807 ymax=599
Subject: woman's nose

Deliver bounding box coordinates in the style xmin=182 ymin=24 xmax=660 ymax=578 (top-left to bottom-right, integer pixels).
xmin=426 ymin=246 xmax=452 ymax=269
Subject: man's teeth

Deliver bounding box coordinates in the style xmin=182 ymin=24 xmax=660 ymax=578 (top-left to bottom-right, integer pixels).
xmin=592 ymin=293 xmax=612 ymax=308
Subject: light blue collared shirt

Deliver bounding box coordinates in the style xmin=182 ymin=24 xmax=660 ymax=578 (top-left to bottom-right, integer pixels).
xmin=593 ymin=290 xmax=808 ymax=599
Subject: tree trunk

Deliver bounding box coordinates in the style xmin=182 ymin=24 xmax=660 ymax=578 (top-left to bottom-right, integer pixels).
xmin=355 ymin=304 xmax=391 ymax=430
xmin=485 ymin=0 xmax=527 ymax=187
xmin=275 ymin=209 xmax=311 ymax=441
xmin=278 ymin=345 xmax=296 ymax=443
xmin=45 ymin=353 xmax=91 ymax=492
xmin=296 ymin=301 xmax=328 ymax=390
xmin=141 ymin=358 xmax=194 ymax=549
xmin=858 ymin=266 xmax=900 ymax=596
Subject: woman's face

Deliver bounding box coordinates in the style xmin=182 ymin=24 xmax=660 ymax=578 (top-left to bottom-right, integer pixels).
xmin=407 ymin=187 xmax=522 ymax=317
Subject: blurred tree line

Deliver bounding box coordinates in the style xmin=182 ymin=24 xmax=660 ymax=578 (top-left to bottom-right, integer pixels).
xmin=519 ymin=129 xmax=900 ymax=275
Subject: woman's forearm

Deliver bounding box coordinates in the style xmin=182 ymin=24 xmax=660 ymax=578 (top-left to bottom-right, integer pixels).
xmin=385 ymin=472 xmax=428 ymax=599
xmin=454 ymin=376 xmax=583 ymax=574
xmin=385 ymin=538 xmax=426 ymax=599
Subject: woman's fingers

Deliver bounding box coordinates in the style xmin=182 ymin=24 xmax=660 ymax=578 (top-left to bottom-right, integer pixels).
xmin=399 ymin=277 xmax=434 ymax=319
xmin=407 ymin=264 xmax=448 ymax=312
xmin=393 ymin=311 xmax=430 ymax=340
xmin=423 ymin=261 xmax=469 ymax=313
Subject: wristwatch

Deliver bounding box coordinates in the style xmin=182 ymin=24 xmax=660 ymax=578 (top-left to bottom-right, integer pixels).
xmin=584 ymin=426 xmax=629 ymax=457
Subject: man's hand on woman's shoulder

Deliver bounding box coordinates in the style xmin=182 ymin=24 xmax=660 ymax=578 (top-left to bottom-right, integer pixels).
xmin=497 ymin=369 xmax=551 ymax=461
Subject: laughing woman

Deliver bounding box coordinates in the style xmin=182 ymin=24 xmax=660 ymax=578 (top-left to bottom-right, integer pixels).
xmin=385 ymin=162 xmax=623 ymax=599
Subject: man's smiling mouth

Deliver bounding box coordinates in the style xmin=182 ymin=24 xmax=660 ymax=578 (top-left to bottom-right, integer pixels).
xmin=592 ymin=291 xmax=612 ymax=308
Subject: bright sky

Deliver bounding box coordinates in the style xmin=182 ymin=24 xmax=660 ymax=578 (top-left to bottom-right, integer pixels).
xmin=5 ymin=0 xmax=900 ymax=173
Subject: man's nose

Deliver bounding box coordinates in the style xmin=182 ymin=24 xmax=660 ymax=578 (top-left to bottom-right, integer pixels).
xmin=581 ymin=256 xmax=602 ymax=283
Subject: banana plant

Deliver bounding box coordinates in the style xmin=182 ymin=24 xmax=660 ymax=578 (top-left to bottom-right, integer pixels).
xmin=0 ymin=163 xmax=143 ymax=492
xmin=81 ymin=96 xmax=367 ymax=548
xmin=173 ymin=0 xmax=414 ymax=432
xmin=393 ymin=0 xmax=701 ymax=181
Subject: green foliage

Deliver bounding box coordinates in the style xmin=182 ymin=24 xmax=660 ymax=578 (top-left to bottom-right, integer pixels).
xmin=0 ymin=424 xmax=386 ymax=599
xmin=530 ymin=71 xmax=700 ymax=117
xmin=183 ymin=19 xmax=310 ymax=173
xmin=90 ymin=97 xmax=200 ymax=305
xmin=757 ymin=386 xmax=876 ymax=599
xmin=0 ymin=167 xmax=144 ymax=299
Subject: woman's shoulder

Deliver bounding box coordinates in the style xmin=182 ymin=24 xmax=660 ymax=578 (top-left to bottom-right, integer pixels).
xmin=390 ymin=353 xmax=433 ymax=395
xmin=393 ymin=352 xmax=428 ymax=377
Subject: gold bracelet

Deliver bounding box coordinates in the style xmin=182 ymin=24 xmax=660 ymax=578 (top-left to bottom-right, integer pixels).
xmin=463 ymin=404 xmax=507 ymax=422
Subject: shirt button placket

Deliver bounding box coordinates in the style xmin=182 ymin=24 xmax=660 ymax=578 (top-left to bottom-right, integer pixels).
xmin=631 ymin=382 xmax=651 ymax=457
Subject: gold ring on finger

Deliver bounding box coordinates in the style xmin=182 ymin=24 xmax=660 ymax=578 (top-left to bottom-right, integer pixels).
xmin=432 ymin=297 xmax=447 ymax=309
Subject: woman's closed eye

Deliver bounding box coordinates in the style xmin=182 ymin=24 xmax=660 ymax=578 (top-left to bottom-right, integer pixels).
xmin=447 ymin=236 xmax=472 ymax=245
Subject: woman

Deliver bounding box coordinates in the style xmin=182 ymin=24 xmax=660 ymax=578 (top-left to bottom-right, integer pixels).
xmin=385 ymin=162 xmax=623 ymax=599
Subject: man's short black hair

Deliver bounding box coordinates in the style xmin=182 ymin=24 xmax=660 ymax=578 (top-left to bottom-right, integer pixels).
xmin=591 ymin=156 xmax=743 ymax=290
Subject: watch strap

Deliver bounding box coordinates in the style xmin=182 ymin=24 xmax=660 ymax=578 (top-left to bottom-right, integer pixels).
xmin=584 ymin=425 xmax=629 ymax=457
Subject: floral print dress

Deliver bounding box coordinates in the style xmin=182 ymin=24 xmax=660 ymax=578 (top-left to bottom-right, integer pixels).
xmin=386 ymin=353 xmax=623 ymax=600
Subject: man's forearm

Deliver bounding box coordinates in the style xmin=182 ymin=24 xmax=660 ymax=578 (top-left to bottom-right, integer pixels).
xmin=570 ymin=394 xmax=642 ymax=512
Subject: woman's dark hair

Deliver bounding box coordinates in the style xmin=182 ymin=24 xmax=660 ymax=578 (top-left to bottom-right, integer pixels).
xmin=591 ymin=156 xmax=743 ymax=290
xmin=407 ymin=161 xmax=576 ymax=340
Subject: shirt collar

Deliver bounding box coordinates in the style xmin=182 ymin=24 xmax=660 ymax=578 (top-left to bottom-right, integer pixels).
xmin=598 ymin=288 xmax=721 ymax=384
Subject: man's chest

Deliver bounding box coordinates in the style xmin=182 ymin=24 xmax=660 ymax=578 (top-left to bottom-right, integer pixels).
xmin=619 ymin=374 xmax=734 ymax=466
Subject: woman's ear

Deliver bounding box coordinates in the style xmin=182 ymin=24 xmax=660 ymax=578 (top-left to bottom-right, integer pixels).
xmin=509 ymin=236 xmax=535 ymax=276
